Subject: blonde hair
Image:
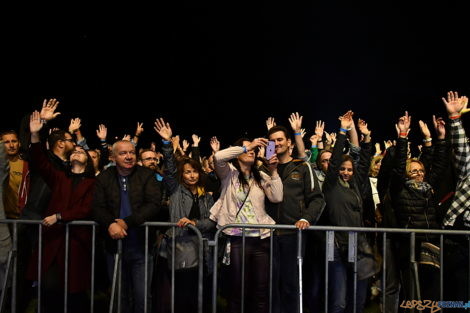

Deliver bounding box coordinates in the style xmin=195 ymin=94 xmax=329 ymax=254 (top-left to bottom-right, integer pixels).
xmin=369 ymin=155 xmax=383 ymax=177
xmin=405 ymin=158 xmax=425 ymax=179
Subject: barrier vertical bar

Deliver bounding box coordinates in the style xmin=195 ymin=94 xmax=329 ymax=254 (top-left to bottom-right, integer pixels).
xmin=297 ymin=229 xmax=303 ymax=313
xmin=241 ymin=228 xmax=245 ymax=313
xmin=12 ymin=222 xmax=17 ymax=313
xmin=171 ymin=227 xmax=175 ymax=313
xmin=0 ymin=250 xmax=13 ymax=310
xmin=440 ymin=234 xmax=444 ymax=302
xmin=410 ymin=232 xmax=421 ymax=300
xmin=144 ymin=225 xmax=149 ymax=313
xmin=91 ymin=224 xmax=96 ymax=313
xmin=325 ymin=231 xmax=334 ymax=313
xmin=64 ymin=224 xmax=70 ymax=313
xmin=38 ymin=224 xmax=42 ymax=313
xmin=382 ymin=232 xmax=387 ymax=312
xmin=117 ymin=240 xmax=122 ymax=313
xmin=211 ymin=231 xmax=219 ymax=313
xmin=269 ymin=229 xmax=274 ymax=313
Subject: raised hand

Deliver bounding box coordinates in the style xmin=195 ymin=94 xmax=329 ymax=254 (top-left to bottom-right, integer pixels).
xmin=310 ymin=134 xmax=319 ymax=146
xmin=300 ymin=128 xmax=306 ymax=138
xmin=330 ymin=132 xmax=337 ymax=144
xmin=122 ymin=134 xmax=131 ymax=141
xmin=339 ymin=111 xmax=354 ymax=130
xmin=384 ymin=140 xmax=393 ymax=150
xmin=182 ymin=139 xmax=190 ymax=152
xmin=246 ymin=138 xmax=268 ymax=152
xmin=135 ymin=122 xmax=144 ymax=137
xmin=210 ymin=136 xmax=220 ymax=152
xmin=154 ymin=118 xmax=173 ymax=141
xmin=40 ymin=98 xmax=61 ymax=121
xmin=150 ymin=142 xmax=156 ymax=152
xmin=315 ymin=120 xmax=325 ymax=139
xmin=396 ymin=111 xmax=411 ymax=137
xmin=357 ymin=118 xmax=371 ymax=136
xmin=266 ymin=117 xmax=276 ymax=131
xmin=288 ymin=112 xmax=303 ymax=133
xmin=442 ymin=91 xmax=467 ymax=117
xmin=96 ymin=124 xmax=108 ymax=141
xmin=266 ymin=154 xmax=279 ymax=175
xmin=418 ymin=120 xmax=431 ymax=139
xmin=192 ymin=134 xmax=201 ymax=147
xmin=432 ymin=115 xmax=446 ymax=139
xmin=29 ymin=111 xmax=44 ymax=133
xmin=69 ymin=118 xmax=82 ymax=134
xmin=375 ymin=143 xmax=382 ymax=156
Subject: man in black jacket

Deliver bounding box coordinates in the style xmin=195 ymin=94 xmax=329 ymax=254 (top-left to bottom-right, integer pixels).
xmin=267 ymin=125 xmax=325 ymax=313
xmin=93 ymin=140 xmax=161 ymax=313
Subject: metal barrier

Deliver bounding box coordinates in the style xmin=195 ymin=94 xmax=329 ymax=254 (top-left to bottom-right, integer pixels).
xmin=0 ymin=219 xmax=205 ymax=313
xmin=210 ymin=224 xmax=470 ymax=313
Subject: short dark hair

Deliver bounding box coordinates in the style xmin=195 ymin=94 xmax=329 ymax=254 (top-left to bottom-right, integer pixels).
xmin=0 ymin=130 xmax=18 ymax=139
xmin=139 ymin=149 xmax=156 ymax=161
xmin=267 ymin=125 xmax=291 ymax=141
xmin=48 ymin=130 xmax=73 ymax=149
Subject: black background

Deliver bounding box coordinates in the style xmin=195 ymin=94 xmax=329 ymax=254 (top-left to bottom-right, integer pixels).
xmin=3 ymin=3 xmax=469 ymax=155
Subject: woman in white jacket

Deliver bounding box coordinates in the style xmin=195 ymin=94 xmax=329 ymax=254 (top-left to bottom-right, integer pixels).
xmin=210 ymin=137 xmax=283 ymax=313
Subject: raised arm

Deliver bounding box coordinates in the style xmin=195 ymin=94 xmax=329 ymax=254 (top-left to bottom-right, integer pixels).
xmin=324 ymin=111 xmax=354 ymax=188
xmin=442 ymin=91 xmax=470 ymax=180
xmin=154 ymin=117 xmax=179 ymax=194
xmin=289 ymin=112 xmax=307 ymax=159
xmin=213 ymin=138 xmax=268 ymax=180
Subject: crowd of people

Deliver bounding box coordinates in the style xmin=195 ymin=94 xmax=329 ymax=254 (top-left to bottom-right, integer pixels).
xmin=0 ymin=91 xmax=469 ymax=313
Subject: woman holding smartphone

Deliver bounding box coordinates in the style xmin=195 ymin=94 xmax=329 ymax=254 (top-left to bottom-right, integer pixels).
xmin=210 ymin=137 xmax=283 ymax=313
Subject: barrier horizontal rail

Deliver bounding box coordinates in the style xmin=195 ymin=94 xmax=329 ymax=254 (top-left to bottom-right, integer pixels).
xmin=210 ymin=223 xmax=470 ymax=313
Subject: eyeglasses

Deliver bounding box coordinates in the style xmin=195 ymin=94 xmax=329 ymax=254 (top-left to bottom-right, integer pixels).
xmin=409 ymin=169 xmax=425 ymax=175
xmin=339 ymin=167 xmax=353 ymax=172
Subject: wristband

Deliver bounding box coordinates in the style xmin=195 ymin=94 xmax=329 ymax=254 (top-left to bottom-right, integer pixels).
xmin=242 ymin=146 xmax=247 ymax=153
xmin=311 ymin=145 xmax=318 ymax=148
xmin=56 ymin=213 xmax=62 ymax=221
xmin=449 ymin=115 xmax=461 ymax=120
xmin=40 ymin=118 xmax=47 ymax=124
xmin=162 ymin=139 xmax=171 ymax=144
xmin=294 ymin=132 xmax=301 ymax=136
xmin=339 ymin=128 xmax=349 ymax=133
xmin=423 ymin=137 xmax=432 ymax=143
xmin=100 ymin=138 xmax=107 ymax=142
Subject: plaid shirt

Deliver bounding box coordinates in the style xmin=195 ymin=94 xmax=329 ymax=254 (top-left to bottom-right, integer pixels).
xmin=443 ymin=117 xmax=470 ymax=227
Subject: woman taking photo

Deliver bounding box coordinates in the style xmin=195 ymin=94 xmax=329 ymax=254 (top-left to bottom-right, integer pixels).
xmin=210 ymin=137 xmax=283 ymax=313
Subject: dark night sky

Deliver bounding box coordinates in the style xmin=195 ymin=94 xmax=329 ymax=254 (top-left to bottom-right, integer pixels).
xmin=3 ymin=3 xmax=469 ymax=155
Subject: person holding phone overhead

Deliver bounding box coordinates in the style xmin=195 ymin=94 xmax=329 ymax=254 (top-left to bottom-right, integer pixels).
xmin=210 ymin=137 xmax=283 ymax=313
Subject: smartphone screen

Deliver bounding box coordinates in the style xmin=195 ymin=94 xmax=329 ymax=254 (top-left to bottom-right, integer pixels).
xmin=266 ymin=140 xmax=275 ymax=159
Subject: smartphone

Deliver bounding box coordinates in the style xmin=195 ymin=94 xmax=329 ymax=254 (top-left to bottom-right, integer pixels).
xmin=266 ymin=140 xmax=275 ymax=159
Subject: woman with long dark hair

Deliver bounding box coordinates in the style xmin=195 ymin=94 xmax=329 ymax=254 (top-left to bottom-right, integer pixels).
xmin=322 ymin=111 xmax=374 ymax=313
xmin=210 ymin=137 xmax=283 ymax=313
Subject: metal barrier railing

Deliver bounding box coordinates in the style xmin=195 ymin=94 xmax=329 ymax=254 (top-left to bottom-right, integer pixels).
xmin=0 ymin=219 xmax=206 ymax=313
xmin=210 ymin=224 xmax=470 ymax=313
xmin=0 ymin=219 xmax=98 ymax=313
xmin=1 ymin=220 xmax=469 ymax=313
